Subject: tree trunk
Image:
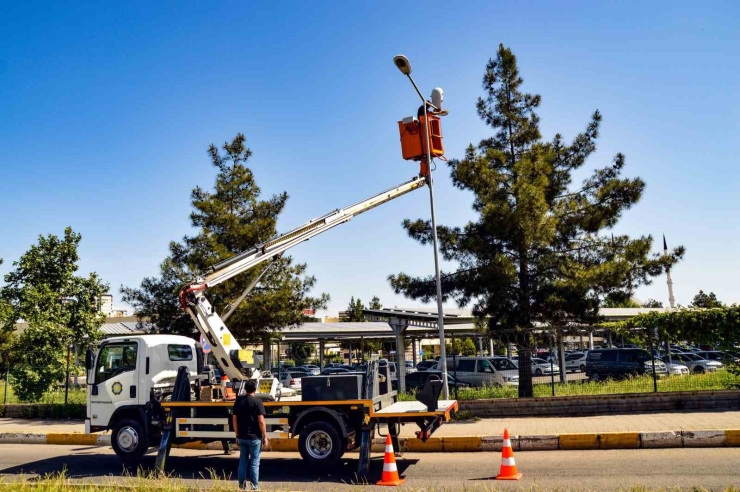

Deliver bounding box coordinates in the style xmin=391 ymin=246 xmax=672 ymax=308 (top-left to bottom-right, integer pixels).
xmin=517 ymin=249 xmax=534 ymax=398
xmin=518 ymin=345 xmax=534 ymax=397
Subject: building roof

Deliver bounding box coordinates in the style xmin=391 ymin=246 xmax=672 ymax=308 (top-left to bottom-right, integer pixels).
xmin=100 ymin=322 xmax=155 ymax=336
xmin=277 ymin=321 xmax=480 ymax=341
xmin=598 ymin=308 xmax=671 ymax=320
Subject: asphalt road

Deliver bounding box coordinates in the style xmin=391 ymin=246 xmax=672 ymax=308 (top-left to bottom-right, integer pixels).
xmin=2 ymin=444 xmax=740 ymax=490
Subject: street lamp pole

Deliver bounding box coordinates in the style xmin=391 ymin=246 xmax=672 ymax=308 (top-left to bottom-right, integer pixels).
xmin=393 ymin=55 xmax=449 ymax=400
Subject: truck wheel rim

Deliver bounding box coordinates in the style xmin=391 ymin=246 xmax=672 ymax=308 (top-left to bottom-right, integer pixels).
xmin=306 ymin=430 xmax=332 ymax=459
xmin=118 ymin=426 xmax=139 ymax=451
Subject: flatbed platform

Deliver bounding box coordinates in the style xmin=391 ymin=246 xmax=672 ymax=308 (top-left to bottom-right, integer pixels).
xmin=374 ymin=400 xmax=458 ymax=418
xmin=163 ymin=398 xmax=458 ymax=419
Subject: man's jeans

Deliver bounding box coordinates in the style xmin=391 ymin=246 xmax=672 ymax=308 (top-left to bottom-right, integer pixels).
xmin=237 ymin=438 xmax=262 ymax=490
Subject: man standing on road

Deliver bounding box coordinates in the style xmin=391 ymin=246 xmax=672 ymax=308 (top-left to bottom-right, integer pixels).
xmin=233 ymin=380 xmax=268 ymax=490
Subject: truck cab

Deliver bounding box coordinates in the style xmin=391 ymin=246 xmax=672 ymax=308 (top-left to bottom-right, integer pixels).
xmin=86 ymin=335 xmax=200 ymax=458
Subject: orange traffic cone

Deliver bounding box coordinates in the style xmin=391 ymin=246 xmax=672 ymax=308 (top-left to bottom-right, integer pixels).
xmin=495 ymin=428 xmax=522 ymax=480
xmin=222 ymin=375 xmax=236 ymax=400
xmin=376 ymin=434 xmax=405 ymax=486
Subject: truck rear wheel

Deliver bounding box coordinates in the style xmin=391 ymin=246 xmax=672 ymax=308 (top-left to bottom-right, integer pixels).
xmin=112 ymin=418 xmax=148 ymax=463
xmin=298 ymin=421 xmax=344 ymax=468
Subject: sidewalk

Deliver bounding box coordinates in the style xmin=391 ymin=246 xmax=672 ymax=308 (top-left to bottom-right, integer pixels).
xmin=3 ymin=410 xmax=740 ymax=437
xmin=404 ymin=410 xmax=740 ymax=437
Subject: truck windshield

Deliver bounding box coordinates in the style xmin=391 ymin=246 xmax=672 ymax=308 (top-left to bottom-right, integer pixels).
xmin=96 ymin=342 xmax=138 ymax=384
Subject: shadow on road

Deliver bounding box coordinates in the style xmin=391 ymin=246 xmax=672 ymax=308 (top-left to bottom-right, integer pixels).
xmin=0 ymin=450 xmax=419 ymax=485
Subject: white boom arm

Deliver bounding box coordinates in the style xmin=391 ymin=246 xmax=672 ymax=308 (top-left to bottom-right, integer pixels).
xmin=179 ymin=176 xmax=427 ymax=385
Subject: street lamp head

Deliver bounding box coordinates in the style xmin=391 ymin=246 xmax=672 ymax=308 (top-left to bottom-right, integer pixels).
xmin=393 ymin=55 xmax=412 ymax=75
xmin=431 ymin=87 xmax=443 ymax=109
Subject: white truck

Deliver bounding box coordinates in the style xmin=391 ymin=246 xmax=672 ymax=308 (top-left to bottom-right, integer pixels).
xmin=85 ymin=173 xmax=456 ymax=478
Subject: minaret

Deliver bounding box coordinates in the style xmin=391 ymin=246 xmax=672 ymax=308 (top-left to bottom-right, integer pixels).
xmin=664 ymin=234 xmax=676 ymax=309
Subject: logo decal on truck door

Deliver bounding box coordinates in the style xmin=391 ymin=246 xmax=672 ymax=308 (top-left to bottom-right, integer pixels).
xmin=112 ymin=381 xmax=123 ymax=395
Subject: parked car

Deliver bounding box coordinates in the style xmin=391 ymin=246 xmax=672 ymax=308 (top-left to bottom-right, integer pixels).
xmin=299 ymin=364 xmax=320 ymax=375
xmin=659 ymin=357 xmax=690 ymax=376
xmin=585 ymin=348 xmax=668 ymax=381
xmin=564 ymin=352 xmax=588 ymax=373
xmin=320 ymin=367 xmax=352 ymax=375
xmin=392 ymin=371 xmax=469 ymax=392
xmin=445 ymin=356 xmax=519 ymax=387
xmin=416 ymin=360 xmax=437 ymax=371
xmin=695 ymin=351 xmax=739 ymax=365
xmin=279 ymin=370 xmax=307 ymax=391
xmin=529 ymin=357 xmax=560 ymax=376
xmin=404 ymin=360 xmax=417 ymax=373
xmin=668 ymin=352 xmax=723 ymax=373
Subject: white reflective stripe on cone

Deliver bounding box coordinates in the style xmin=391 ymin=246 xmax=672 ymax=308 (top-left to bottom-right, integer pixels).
xmin=383 ymin=462 xmax=398 ymax=472
xmin=502 ymin=439 xmax=512 ymax=448
xmin=385 ymin=445 xmax=394 ymax=453
xmin=502 ymin=457 xmax=516 ymax=466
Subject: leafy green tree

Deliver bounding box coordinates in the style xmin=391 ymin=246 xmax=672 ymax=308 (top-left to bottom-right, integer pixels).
xmin=446 ymin=337 xmax=477 ymax=356
xmin=0 ymin=228 xmax=108 ymax=401
xmin=369 ymin=296 xmax=382 ymax=310
xmin=288 ymin=342 xmax=314 ymax=366
xmin=642 ymin=298 xmax=664 ymax=308
xmin=122 ymin=134 xmax=329 ymax=341
xmin=607 ymin=306 xmax=740 ymax=349
xmin=389 ymin=45 xmax=683 ymax=397
xmin=690 ymin=290 xmax=723 ymax=309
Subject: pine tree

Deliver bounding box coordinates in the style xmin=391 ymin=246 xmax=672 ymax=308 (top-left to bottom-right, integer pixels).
xmin=342 ymin=297 xmax=365 ymax=322
xmin=690 ymin=290 xmax=723 ymax=308
xmin=369 ymin=296 xmax=382 ymax=310
xmin=122 ymin=134 xmax=328 ymax=341
xmin=642 ymin=299 xmax=664 ymax=308
xmin=389 ymin=45 xmax=683 ymax=397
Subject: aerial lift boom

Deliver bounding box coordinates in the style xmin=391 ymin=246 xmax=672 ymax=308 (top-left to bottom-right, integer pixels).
xmin=178 ymin=176 xmax=427 ymax=386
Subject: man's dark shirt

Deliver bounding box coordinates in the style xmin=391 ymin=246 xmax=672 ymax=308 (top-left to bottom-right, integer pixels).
xmin=233 ymin=394 xmax=266 ymax=440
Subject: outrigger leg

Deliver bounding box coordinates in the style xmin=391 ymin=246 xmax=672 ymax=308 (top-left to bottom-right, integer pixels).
xmin=357 ymin=427 xmax=373 ymax=480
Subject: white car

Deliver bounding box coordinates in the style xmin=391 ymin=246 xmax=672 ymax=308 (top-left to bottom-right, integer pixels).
xmin=299 ymin=364 xmax=321 ymax=375
xmin=564 ymin=352 xmax=588 ymax=372
xmin=530 ymin=357 xmax=560 ymax=376
xmin=278 ymin=370 xmax=305 ymax=391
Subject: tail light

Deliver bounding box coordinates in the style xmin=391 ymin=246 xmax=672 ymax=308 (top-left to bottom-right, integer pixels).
xmin=290 ymin=378 xmax=295 ymax=385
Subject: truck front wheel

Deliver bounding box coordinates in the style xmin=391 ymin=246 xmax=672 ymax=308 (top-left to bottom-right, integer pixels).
xmin=298 ymin=421 xmax=344 ymax=468
xmin=112 ymin=418 xmax=148 ymax=462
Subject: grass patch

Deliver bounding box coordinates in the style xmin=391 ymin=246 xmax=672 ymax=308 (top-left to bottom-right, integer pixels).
xmin=398 ymin=370 xmax=740 ymax=401
xmin=0 ymin=472 xmax=738 ymax=492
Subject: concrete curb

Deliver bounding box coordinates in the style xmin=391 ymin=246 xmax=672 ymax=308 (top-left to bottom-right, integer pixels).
xmin=3 ymin=430 xmax=740 ymax=452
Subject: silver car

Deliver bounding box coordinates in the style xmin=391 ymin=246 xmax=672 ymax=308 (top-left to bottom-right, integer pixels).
xmin=667 ymin=352 xmax=722 ymax=374
xmin=660 ymin=357 xmax=690 ymax=376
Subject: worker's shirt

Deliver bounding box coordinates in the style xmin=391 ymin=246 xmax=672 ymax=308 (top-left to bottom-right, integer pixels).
xmin=233 ymin=394 xmax=265 ymax=440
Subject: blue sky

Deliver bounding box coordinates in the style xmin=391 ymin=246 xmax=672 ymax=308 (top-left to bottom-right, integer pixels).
xmin=1 ymin=1 xmax=738 ymax=316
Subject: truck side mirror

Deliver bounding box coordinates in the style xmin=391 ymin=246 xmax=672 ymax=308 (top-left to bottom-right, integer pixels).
xmin=85 ymin=348 xmax=94 ymax=370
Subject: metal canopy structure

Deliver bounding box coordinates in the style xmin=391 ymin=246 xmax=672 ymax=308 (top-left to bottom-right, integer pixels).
xmin=266 ymin=307 xmax=660 ymax=392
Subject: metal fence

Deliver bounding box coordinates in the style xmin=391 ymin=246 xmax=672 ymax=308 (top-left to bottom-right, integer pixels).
xmin=0 ymin=364 xmax=86 ymax=405
xmin=438 ymin=332 xmax=740 ymax=400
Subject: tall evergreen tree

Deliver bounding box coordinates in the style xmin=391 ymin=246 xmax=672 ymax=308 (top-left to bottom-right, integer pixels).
xmin=642 ymin=298 xmax=664 ymax=308
xmin=122 ymin=134 xmax=328 ymax=341
xmin=369 ymin=296 xmax=382 ymax=310
xmin=690 ymin=290 xmax=723 ymax=309
xmin=342 ymin=297 xmax=365 ymax=322
xmin=389 ymin=45 xmax=683 ymax=397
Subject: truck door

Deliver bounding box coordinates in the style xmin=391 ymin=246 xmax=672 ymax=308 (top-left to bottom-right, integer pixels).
xmin=89 ymin=341 xmax=140 ymax=428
